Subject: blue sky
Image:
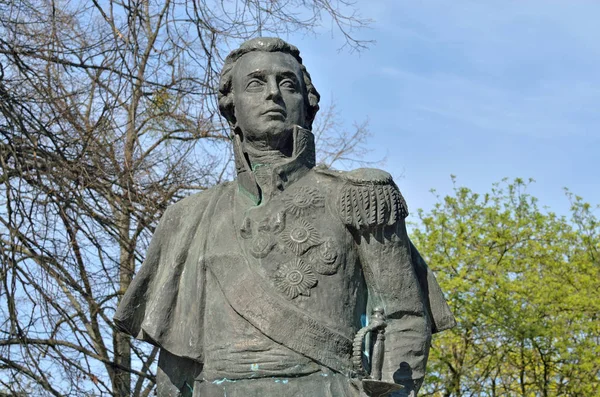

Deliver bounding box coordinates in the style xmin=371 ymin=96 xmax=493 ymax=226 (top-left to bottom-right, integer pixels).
xmin=285 ymin=0 xmax=600 ymax=218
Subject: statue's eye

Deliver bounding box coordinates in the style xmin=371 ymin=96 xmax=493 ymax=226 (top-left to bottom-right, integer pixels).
xmin=280 ymin=79 xmax=297 ymax=90
xmin=246 ymin=79 xmax=264 ymax=91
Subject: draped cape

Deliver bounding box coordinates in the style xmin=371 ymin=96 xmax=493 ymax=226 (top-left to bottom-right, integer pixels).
xmin=114 ymin=181 xmax=455 ymax=364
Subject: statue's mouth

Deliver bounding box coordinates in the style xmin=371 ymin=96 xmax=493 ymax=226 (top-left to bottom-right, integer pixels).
xmin=262 ymin=107 xmax=287 ymax=117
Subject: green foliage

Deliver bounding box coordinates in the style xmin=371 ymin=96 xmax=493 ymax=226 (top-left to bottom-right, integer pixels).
xmin=412 ymin=178 xmax=600 ymax=397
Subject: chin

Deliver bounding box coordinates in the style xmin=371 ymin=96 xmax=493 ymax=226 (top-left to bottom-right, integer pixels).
xmin=242 ymin=121 xmax=296 ymax=146
xmin=263 ymin=121 xmax=293 ymax=137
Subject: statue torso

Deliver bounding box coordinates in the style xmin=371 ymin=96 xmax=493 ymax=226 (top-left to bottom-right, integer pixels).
xmin=201 ymin=169 xmax=367 ymax=381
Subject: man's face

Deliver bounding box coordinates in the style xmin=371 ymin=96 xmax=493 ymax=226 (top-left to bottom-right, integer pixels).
xmin=232 ymin=51 xmax=307 ymax=151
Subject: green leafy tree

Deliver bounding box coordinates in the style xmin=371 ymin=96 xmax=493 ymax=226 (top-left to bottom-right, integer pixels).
xmin=412 ymin=178 xmax=600 ymax=397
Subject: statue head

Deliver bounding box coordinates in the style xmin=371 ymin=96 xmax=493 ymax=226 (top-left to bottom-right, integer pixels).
xmin=218 ymin=38 xmax=320 ymax=152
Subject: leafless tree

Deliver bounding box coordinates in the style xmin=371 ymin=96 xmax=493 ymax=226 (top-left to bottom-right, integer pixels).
xmin=0 ymin=0 xmax=372 ymax=395
xmin=313 ymin=100 xmax=375 ymax=168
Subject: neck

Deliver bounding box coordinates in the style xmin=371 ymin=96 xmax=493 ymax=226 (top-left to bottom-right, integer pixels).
xmin=233 ymin=126 xmax=316 ymax=204
xmin=242 ymin=131 xmax=294 ymax=163
xmin=243 ymin=141 xmax=288 ymax=169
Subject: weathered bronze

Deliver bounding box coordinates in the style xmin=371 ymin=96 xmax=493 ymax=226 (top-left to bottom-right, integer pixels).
xmin=114 ymin=37 xmax=455 ymax=397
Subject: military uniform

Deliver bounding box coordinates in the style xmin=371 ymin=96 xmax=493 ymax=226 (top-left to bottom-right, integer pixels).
xmin=114 ymin=128 xmax=455 ymax=396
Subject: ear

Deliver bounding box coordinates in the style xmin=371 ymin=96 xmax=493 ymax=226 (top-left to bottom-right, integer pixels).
xmin=232 ymin=125 xmax=243 ymax=141
xmin=227 ymin=101 xmax=237 ymax=128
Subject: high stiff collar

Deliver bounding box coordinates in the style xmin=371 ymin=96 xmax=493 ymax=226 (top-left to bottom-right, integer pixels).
xmin=233 ymin=126 xmax=316 ymax=205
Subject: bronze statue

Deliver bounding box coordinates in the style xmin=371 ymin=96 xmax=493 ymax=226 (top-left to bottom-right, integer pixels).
xmin=114 ymin=37 xmax=455 ymax=397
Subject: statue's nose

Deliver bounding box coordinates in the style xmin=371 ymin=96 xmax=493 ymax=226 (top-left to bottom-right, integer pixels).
xmin=265 ymin=76 xmax=281 ymax=100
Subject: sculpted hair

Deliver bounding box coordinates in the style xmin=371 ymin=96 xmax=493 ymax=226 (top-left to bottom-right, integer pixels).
xmin=218 ymin=37 xmax=320 ymax=130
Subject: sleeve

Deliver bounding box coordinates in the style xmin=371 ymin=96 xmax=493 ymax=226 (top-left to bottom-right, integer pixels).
xmin=356 ymin=220 xmax=431 ymax=396
xmin=336 ymin=169 xmax=431 ymax=396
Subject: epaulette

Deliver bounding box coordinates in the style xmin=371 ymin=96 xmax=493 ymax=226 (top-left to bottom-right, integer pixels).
xmin=318 ymin=167 xmax=408 ymax=230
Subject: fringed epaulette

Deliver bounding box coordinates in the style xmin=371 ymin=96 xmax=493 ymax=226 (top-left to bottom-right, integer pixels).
xmin=332 ymin=168 xmax=408 ymax=230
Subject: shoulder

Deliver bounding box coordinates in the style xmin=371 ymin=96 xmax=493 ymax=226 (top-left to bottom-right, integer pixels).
xmin=313 ymin=166 xmax=408 ymax=230
xmin=314 ymin=166 xmax=394 ymax=185
xmin=160 ymin=182 xmax=235 ymax=227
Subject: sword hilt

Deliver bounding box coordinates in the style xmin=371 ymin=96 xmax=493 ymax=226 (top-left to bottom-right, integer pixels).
xmin=352 ymin=307 xmax=387 ymax=380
